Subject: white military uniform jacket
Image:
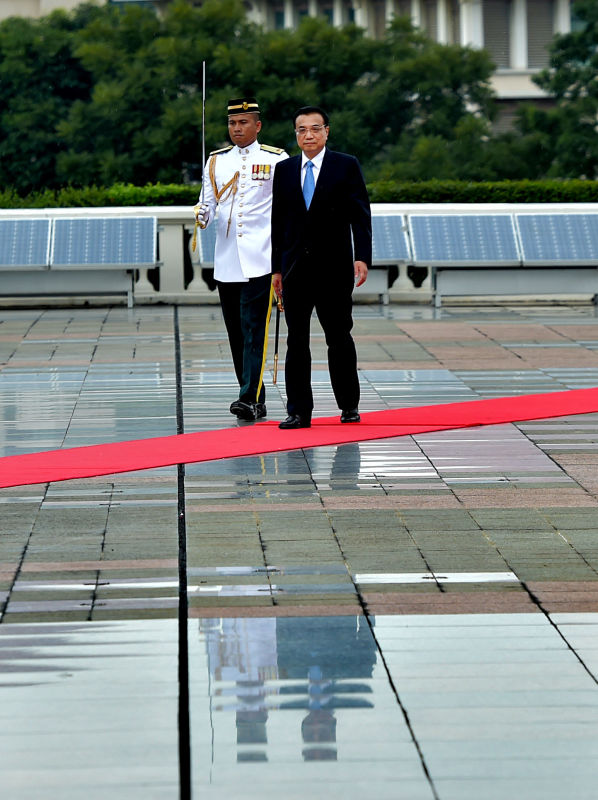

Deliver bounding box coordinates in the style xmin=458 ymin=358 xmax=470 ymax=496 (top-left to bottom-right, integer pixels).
xmin=200 ymin=139 xmax=288 ymax=282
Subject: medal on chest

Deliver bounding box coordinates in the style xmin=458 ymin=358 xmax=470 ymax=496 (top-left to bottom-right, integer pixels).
xmin=251 ymin=164 xmax=271 ymax=181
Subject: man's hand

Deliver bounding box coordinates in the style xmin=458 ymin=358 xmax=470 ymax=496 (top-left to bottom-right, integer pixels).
xmin=354 ymin=261 xmax=368 ymax=287
xmin=193 ymin=203 xmax=210 ymax=229
xmin=272 ymin=273 xmax=283 ymax=306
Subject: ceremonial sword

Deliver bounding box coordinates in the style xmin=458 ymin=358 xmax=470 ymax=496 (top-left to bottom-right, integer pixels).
xmin=273 ymin=292 xmax=283 ymax=385
xmin=192 ymin=60 xmax=207 ymax=253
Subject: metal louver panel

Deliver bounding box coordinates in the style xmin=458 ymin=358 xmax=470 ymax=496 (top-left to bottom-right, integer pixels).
xmin=483 ymin=0 xmax=510 ymax=68
xmin=527 ymin=0 xmax=554 ymax=68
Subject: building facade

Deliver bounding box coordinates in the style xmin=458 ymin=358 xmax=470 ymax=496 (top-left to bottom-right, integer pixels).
xmin=0 ymin=0 xmax=577 ymax=109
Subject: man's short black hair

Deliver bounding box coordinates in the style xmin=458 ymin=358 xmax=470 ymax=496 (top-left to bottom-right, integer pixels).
xmin=228 ymin=111 xmax=261 ymax=122
xmin=293 ymin=106 xmax=329 ymax=126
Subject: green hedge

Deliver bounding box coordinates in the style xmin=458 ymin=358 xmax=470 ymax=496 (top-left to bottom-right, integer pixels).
xmin=0 ymin=183 xmax=197 ymax=209
xmin=2 ymin=179 xmax=598 ymax=208
xmin=367 ymin=179 xmax=598 ymax=204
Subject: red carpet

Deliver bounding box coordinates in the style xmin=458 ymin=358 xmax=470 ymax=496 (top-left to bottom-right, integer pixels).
xmin=0 ymin=388 xmax=597 ymax=488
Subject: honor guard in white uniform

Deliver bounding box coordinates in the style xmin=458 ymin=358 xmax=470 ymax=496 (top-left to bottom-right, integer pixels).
xmin=195 ymin=97 xmax=288 ymax=421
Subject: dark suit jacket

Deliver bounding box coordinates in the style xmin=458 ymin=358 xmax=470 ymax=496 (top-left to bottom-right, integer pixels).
xmin=271 ymin=149 xmax=372 ymax=284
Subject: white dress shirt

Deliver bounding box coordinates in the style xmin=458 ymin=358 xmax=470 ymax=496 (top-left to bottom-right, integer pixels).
xmin=301 ymin=148 xmax=326 ymax=190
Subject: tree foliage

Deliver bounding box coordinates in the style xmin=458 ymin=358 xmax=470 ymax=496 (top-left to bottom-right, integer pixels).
xmin=523 ymin=0 xmax=598 ymax=178
xmin=0 ymin=8 xmax=92 ymax=193
xmin=0 ymin=0 xmax=596 ymax=193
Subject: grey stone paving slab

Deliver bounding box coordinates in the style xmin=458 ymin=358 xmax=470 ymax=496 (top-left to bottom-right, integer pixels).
xmin=398 ymin=688 xmax=598 ymax=708
xmin=432 ymin=777 xmax=596 ymax=800
xmin=383 ymin=648 xmax=578 ymax=666
xmin=191 ymin=780 xmax=435 ymax=800
xmin=432 ymin=756 xmax=598 ymax=777
xmin=0 ymin=620 xmax=179 ymax=796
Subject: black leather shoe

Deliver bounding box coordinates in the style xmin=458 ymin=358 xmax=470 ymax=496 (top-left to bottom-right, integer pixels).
xmin=230 ymin=400 xmax=257 ymax=421
xmin=340 ymin=408 xmax=360 ymax=423
xmin=255 ymin=403 xmax=267 ymax=419
xmin=279 ymin=414 xmax=311 ymax=429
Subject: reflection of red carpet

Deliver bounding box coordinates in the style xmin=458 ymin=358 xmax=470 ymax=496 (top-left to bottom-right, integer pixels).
xmin=1 ymin=388 xmax=597 ymax=488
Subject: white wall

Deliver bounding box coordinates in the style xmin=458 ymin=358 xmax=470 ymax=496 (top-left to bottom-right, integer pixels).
xmin=0 ymin=0 xmax=96 ymax=20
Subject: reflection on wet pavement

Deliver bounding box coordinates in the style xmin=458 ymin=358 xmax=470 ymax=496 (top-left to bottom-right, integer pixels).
xmin=2 ymin=304 xmax=598 ymax=798
xmin=190 ymin=614 xmax=433 ymax=800
xmin=188 ymin=613 xmax=598 ymax=800
xmin=3 ymin=613 xmax=598 ymax=799
xmin=0 ymin=620 xmax=179 ymax=800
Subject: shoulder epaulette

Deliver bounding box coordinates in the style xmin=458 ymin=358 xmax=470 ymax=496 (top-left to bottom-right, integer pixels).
xmin=209 ymin=145 xmax=234 ymax=156
xmin=260 ymin=144 xmax=285 ymax=154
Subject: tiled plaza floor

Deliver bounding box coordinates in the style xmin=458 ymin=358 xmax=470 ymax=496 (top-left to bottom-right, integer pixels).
xmin=1 ymin=302 xmax=598 ymax=798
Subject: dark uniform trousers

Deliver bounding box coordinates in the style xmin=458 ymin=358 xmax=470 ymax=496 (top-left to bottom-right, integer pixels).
xmin=282 ymin=266 xmax=359 ymax=419
xmin=217 ymin=273 xmax=271 ymax=405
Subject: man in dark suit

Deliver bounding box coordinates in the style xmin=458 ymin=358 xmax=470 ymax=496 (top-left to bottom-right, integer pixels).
xmin=271 ymin=106 xmax=372 ymax=429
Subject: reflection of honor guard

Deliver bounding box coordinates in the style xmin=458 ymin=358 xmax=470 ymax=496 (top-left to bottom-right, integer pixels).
xmin=201 ymin=617 xmax=278 ymax=761
xmin=195 ymin=97 xmax=288 ymax=421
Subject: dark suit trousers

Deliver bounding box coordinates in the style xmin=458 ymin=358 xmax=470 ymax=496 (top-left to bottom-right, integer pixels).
xmin=282 ymin=270 xmax=359 ymax=417
xmin=217 ymin=273 xmax=271 ymax=405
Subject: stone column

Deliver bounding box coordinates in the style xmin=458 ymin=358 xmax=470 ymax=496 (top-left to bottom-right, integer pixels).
xmin=157 ymin=224 xmax=186 ymax=295
xmin=459 ymin=0 xmax=483 ymax=47
xmin=554 ymin=0 xmax=570 ymax=34
xmin=437 ymin=0 xmax=449 ymax=43
xmin=352 ymin=0 xmax=369 ymax=31
xmin=284 ymin=0 xmax=294 ymax=28
xmin=510 ymin=0 xmax=527 ymax=69
xmin=410 ymin=0 xmax=422 ymax=28
xmin=385 ymin=0 xmax=395 ymax=24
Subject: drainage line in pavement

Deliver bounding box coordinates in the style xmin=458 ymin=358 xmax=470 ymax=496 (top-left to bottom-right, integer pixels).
xmin=321 ymin=503 xmax=440 ymax=800
xmin=523 ymin=580 xmax=598 ymax=687
xmin=1 ymin=483 xmax=51 ymax=622
xmin=174 ymin=306 xmax=192 ymax=800
xmin=491 ymin=540 xmax=598 ymax=687
xmin=363 ymin=613 xmax=441 ymax=800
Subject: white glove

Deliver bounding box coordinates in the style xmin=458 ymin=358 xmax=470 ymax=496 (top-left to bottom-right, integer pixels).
xmin=194 ymin=202 xmax=210 ymax=229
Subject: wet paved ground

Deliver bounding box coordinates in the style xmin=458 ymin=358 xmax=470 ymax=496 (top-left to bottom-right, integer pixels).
xmin=1 ymin=302 xmax=598 ymax=799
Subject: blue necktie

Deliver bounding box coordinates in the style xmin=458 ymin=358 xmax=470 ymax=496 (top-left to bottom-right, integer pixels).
xmin=303 ymin=161 xmax=315 ymax=209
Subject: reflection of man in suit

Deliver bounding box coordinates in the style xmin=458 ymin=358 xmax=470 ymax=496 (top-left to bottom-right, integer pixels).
xmin=271 ymin=106 xmax=372 ymax=430
xmin=276 ymin=616 xmax=377 ymax=762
